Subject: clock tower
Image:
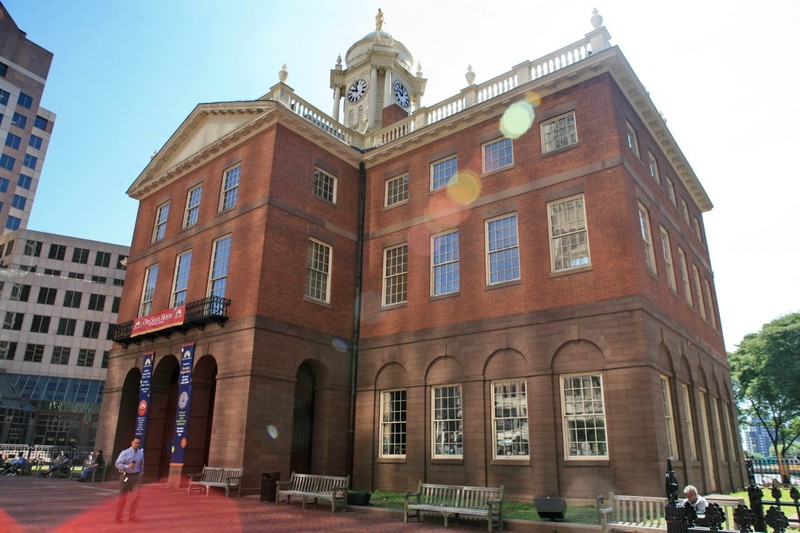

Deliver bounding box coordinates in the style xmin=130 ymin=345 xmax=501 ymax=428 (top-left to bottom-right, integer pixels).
xmin=330 ymin=10 xmax=426 ymax=132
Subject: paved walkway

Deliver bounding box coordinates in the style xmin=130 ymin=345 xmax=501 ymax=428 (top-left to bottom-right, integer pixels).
xmin=0 ymin=475 xmax=486 ymax=532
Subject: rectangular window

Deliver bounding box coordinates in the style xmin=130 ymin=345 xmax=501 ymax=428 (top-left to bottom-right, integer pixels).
xmin=112 ymin=296 xmax=121 ymax=313
xmin=660 ymin=227 xmax=677 ymax=291
xmin=666 ymin=178 xmax=677 ymax=207
xmin=171 ymin=251 xmax=192 ymax=307
xmin=209 ymin=236 xmax=232 ymax=299
xmin=11 ymin=112 xmax=27 ymax=129
xmin=11 ymin=194 xmax=26 ymax=210
xmin=486 ymin=213 xmax=520 ymax=284
xmin=10 ymin=283 xmax=31 ymax=301
xmin=117 ymin=255 xmax=128 ymax=269
xmin=51 ymin=346 xmax=71 ymax=365
xmin=626 ymin=121 xmax=640 ymax=157
xmin=5 ymin=132 xmax=21 ymax=149
xmin=380 ymin=389 xmax=407 ymax=457
xmin=77 ymin=349 xmax=96 ymax=367
xmin=0 ymin=340 xmax=17 ymax=360
xmin=431 ymin=155 xmax=457 ymax=191
xmin=17 ymin=92 xmax=33 ymax=109
xmin=30 ymin=315 xmax=51 ymax=333
xmin=183 ymin=185 xmax=202 ymax=228
xmin=34 ymin=115 xmax=48 ymax=130
xmin=37 ymin=287 xmax=57 ymax=305
xmin=23 ymin=343 xmax=44 ymax=363
xmin=57 ymin=318 xmax=76 ymax=336
xmin=648 ymin=151 xmax=660 ymax=184
xmin=0 ymin=177 xmax=7 ymax=192
xmin=0 ymin=89 xmax=8 ymax=105
xmin=48 ymin=243 xmax=66 ymax=260
xmin=82 ymin=321 xmax=101 ymax=339
xmin=44 ymin=268 xmax=60 ymax=276
xmin=549 ymin=195 xmax=590 ymax=272
xmin=19 ymin=264 xmax=36 ymax=273
xmin=152 ymin=202 xmax=169 ymax=243
xmin=90 ymin=275 xmax=106 ymax=284
xmin=492 ymin=381 xmax=529 ymax=458
xmin=541 ymin=112 xmax=578 ymax=153
xmin=693 ymin=217 xmax=703 ymax=244
xmin=140 ymin=264 xmax=159 ymax=316
xmin=63 ymin=290 xmax=82 ymax=308
xmin=678 ymin=248 xmax=693 ymax=307
xmin=703 ymin=279 xmax=717 ymax=330
xmin=562 ymin=374 xmax=608 ymax=459
xmin=68 ymin=272 xmax=84 ymax=280
xmin=638 ymin=203 xmax=657 ymax=274
xmin=385 ymin=174 xmax=408 ymax=207
xmin=102 ymin=351 xmax=109 ymax=369
xmin=29 ymin=134 xmax=43 ymax=150
xmin=88 ymin=293 xmax=106 ymax=312
xmin=681 ymin=199 xmax=690 ymax=226
xmin=313 ymin=168 xmax=337 ymax=204
xmin=692 ymin=265 xmax=706 ymax=320
xmin=382 ymin=244 xmax=408 ymax=306
xmin=682 ymin=384 xmax=698 ymax=461
xmin=220 ymin=165 xmax=240 ymax=211
xmin=23 ymin=240 xmax=42 ymax=256
xmin=432 ymin=385 xmax=463 ymax=458
xmin=483 ymin=137 xmax=513 ymax=172
xmin=22 ymin=154 xmax=36 ymax=170
xmin=3 ymin=312 xmax=23 ymax=330
xmin=0 ymin=153 xmax=15 ymax=170
xmin=431 ymin=230 xmax=459 ymax=296
xmin=661 ymin=375 xmax=679 ymax=459
xmin=305 ymin=239 xmax=332 ymax=303
xmin=95 ymin=251 xmax=111 ymax=267
xmin=72 ymin=247 xmax=89 ymax=264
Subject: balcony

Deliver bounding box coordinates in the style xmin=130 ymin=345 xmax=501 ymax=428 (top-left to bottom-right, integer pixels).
xmin=108 ymin=296 xmax=231 ymax=347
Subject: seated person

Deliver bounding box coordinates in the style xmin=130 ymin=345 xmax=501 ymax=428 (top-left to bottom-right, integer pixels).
xmin=6 ymin=452 xmax=28 ymax=475
xmin=40 ymin=453 xmax=70 ymax=478
xmin=683 ymin=484 xmax=708 ymax=523
xmin=77 ymin=450 xmax=105 ymax=482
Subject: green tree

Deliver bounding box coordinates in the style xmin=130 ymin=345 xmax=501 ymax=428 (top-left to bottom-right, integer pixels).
xmin=730 ymin=313 xmax=800 ymax=474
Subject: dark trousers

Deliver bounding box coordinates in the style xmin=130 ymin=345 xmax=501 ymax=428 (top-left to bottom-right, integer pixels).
xmin=116 ymin=473 xmax=142 ymax=519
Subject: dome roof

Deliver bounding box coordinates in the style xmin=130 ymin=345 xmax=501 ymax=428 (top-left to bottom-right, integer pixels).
xmin=345 ymin=30 xmax=414 ymax=70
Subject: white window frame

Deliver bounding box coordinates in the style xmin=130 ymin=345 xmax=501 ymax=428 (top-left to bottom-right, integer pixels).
xmin=430 ymin=155 xmax=457 ymax=191
xmin=666 ymin=178 xmax=677 ymax=207
xmin=638 ymin=203 xmax=657 ymax=275
xmin=549 ymin=195 xmax=590 ymax=272
xmin=431 ymin=230 xmax=459 ymax=296
xmin=385 ymin=174 xmax=409 ymax=207
xmin=678 ymin=248 xmax=693 ymax=307
xmin=313 ymin=168 xmax=337 ymax=204
xmin=660 ymin=227 xmax=677 ymax=292
xmin=648 ymin=151 xmax=661 ymax=184
xmin=152 ymin=202 xmax=169 ymax=243
xmin=219 ymin=164 xmax=240 ymax=212
xmin=485 ymin=213 xmax=520 ymax=285
xmin=171 ymin=251 xmax=192 ymax=308
xmin=561 ymin=373 xmax=609 ymax=460
xmin=208 ymin=235 xmax=232 ymax=299
xmin=541 ymin=111 xmax=578 ymax=153
xmin=305 ymin=238 xmax=332 ymax=303
xmin=183 ymin=185 xmax=203 ymax=228
xmin=626 ymin=121 xmax=640 ymax=158
xmin=140 ymin=264 xmax=159 ymax=317
xmin=382 ymin=244 xmax=408 ymax=306
xmin=432 ymin=384 xmax=463 ymax=459
xmin=482 ymin=137 xmax=514 ymax=173
xmin=703 ymin=279 xmax=717 ymax=330
xmin=379 ymin=389 xmax=407 ymax=458
xmin=492 ymin=380 xmax=529 ymax=459
xmin=692 ymin=264 xmax=706 ymax=320
xmin=660 ymin=375 xmax=679 ymax=459
xmin=682 ymin=383 xmax=698 ymax=461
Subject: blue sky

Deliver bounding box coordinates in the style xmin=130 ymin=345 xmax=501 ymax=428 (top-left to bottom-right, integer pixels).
xmin=5 ymin=0 xmax=799 ymax=352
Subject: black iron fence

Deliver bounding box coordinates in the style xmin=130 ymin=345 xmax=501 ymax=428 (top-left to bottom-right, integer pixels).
xmin=747 ymin=457 xmax=800 ymax=486
xmin=1 ymin=443 xmax=94 ymax=470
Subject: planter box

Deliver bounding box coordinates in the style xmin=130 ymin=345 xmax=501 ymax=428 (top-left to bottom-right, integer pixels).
xmin=347 ymin=491 xmax=372 ymax=506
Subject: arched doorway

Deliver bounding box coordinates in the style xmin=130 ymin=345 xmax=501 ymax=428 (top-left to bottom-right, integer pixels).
xmin=182 ymin=354 xmax=217 ymax=476
xmin=290 ymin=363 xmax=315 ymax=474
xmin=149 ymin=355 xmax=179 ymax=482
xmin=113 ymin=368 xmax=142 ymax=458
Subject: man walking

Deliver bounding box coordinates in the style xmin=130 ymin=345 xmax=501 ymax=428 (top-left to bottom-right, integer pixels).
xmin=114 ymin=437 xmax=144 ymax=523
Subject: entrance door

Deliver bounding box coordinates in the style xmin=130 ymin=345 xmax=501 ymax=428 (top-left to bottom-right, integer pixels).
xmin=289 ymin=364 xmax=315 ymax=474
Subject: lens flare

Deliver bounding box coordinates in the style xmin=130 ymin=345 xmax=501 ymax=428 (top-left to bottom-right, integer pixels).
xmin=525 ymin=91 xmax=542 ymax=107
xmin=267 ymin=425 xmax=279 ymax=439
xmin=331 ymin=337 xmax=349 ymax=353
xmin=500 ymin=100 xmax=535 ymax=139
xmin=446 ymin=170 xmax=481 ymax=206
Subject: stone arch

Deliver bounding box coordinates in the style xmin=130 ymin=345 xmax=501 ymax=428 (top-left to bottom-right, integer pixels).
xmin=425 ymin=355 xmax=465 ymax=385
xmin=551 ymin=339 xmax=605 ymax=374
xmin=375 ymin=361 xmax=409 ymax=390
xmin=112 ymin=367 xmax=142 ymax=463
xmin=182 ymin=354 xmax=218 ymax=476
xmin=657 ymin=342 xmax=676 ymax=375
xmin=149 ymin=353 xmax=180 ymax=481
xmin=484 ymin=348 xmax=528 ymax=380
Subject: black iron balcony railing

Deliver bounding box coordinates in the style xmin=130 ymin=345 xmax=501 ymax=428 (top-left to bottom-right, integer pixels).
xmin=108 ymin=295 xmax=231 ymax=347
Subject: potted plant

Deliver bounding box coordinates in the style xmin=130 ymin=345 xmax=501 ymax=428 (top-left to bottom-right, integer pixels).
xmin=347 ymin=490 xmax=372 ymax=506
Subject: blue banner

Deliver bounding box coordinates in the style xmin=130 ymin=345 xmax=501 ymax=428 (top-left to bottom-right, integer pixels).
xmin=170 ymin=343 xmax=195 ymax=465
xmin=134 ymin=352 xmax=154 ymax=441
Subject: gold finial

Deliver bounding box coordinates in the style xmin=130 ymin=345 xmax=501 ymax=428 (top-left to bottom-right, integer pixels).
xmin=375 ymin=8 xmax=384 ymax=31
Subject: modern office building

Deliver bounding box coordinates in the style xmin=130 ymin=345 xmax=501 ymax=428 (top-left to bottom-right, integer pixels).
xmin=97 ymin=12 xmax=744 ymax=499
xmin=0 ymin=229 xmax=128 ymax=446
xmin=742 ymin=417 xmax=774 ymax=458
xmin=0 ymin=2 xmax=56 ymax=235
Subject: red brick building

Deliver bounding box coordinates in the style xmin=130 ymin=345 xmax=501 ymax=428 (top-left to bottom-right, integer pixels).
xmin=96 ymin=12 xmax=745 ymax=500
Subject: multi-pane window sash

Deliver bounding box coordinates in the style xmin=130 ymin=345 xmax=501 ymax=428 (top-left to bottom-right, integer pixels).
xmin=660 ymin=227 xmax=677 ymax=291
xmin=483 ymin=138 xmax=513 ymax=172
xmin=383 ymin=244 xmax=408 ymax=306
xmin=703 ymin=279 xmax=717 ymax=330
xmin=486 ymin=214 xmax=520 ymax=284
xmin=682 ymin=384 xmax=698 ymax=460
xmin=562 ymin=374 xmax=608 ymax=458
xmin=63 ymin=290 xmax=82 ymax=308
xmin=431 ymin=156 xmax=457 ymax=191
xmin=88 ymin=294 xmax=106 ymax=312
xmin=49 ymin=244 xmax=66 ymax=260
xmin=0 ymin=341 xmax=17 ymax=360
xmin=432 ymin=230 xmax=459 ymax=296
xmin=313 ymin=169 xmax=336 ymax=204
xmin=184 ymin=186 xmax=202 ymax=228
xmin=380 ymin=390 xmax=407 ymax=457
xmin=692 ymin=265 xmax=706 ymax=320
xmin=30 ymin=315 xmax=50 ymax=333
xmin=140 ymin=264 xmax=159 ymax=316
xmin=638 ymin=204 xmax=657 ymax=275
xmin=660 ymin=375 xmax=679 ymax=459
xmin=648 ymin=152 xmax=661 ymax=184
xmin=385 ymin=174 xmax=408 ymax=207
xmin=51 ymin=346 xmax=71 ymax=365
xmin=549 ymin=196 xmax=590 ymax=271
xmin=153 ymin=203 xmax=169 ymax=243
xmin=83 ymin=321 xmax=101 ymax=339
xmin=24 ymin=344 xmax=44 ymax=362
xmin=77 ymin=349 xmax=95 ymax=367
xmin=305 ymin=239 xmax=331 ymax=302
xmin=57 ymin=318 xmax=76 ymax=336
xmin=37 ymin=287 xmax=57 ymax=305
xmin=678 ymin=248 xmax=693 ymax=307
xmin=432 ymin=385 xmax=463 ymax=458
xmin=220 ymin=165 xmax=240 ymax=211
xmin=72 ymin=247 xmax=89 ymax=264
xmin=493 ymin=381 xmax=529 ymax=458
xmin=172 ymin=251 xmax=192 ymax=307
xmin=626 ymin=121 xmax=640 ymax=157
xmin=95 ymin=251 xmax=111 ymax=267
xmin=209 ymin=236 xmax=232 ymax=299
xmin=541 ymin=112 xmax=578 ymax=153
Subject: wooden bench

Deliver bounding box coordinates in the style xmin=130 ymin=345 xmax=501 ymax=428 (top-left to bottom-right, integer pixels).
xmin=70 ymin=464 xmax=107 ymax=482
xmin=187 ymin=466 xmax=243 ymax=498
xmin=404 ymin=481 xmax=504 ymax=532
xmin=599 ymin=492 xmax=744 ymax=532
xmin=275 ymin=472 xmax=349 ymax=512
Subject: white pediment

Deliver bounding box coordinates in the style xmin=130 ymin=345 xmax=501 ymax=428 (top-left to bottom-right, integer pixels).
xmin=161 ymin=112 xmax=254 ymax=171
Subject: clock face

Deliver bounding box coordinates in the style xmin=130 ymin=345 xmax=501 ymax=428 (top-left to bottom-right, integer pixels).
xmin=393 ymin=82 xmax=410 ymax=108
xmin=347 ymin=79 xmax=367 ymax=103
